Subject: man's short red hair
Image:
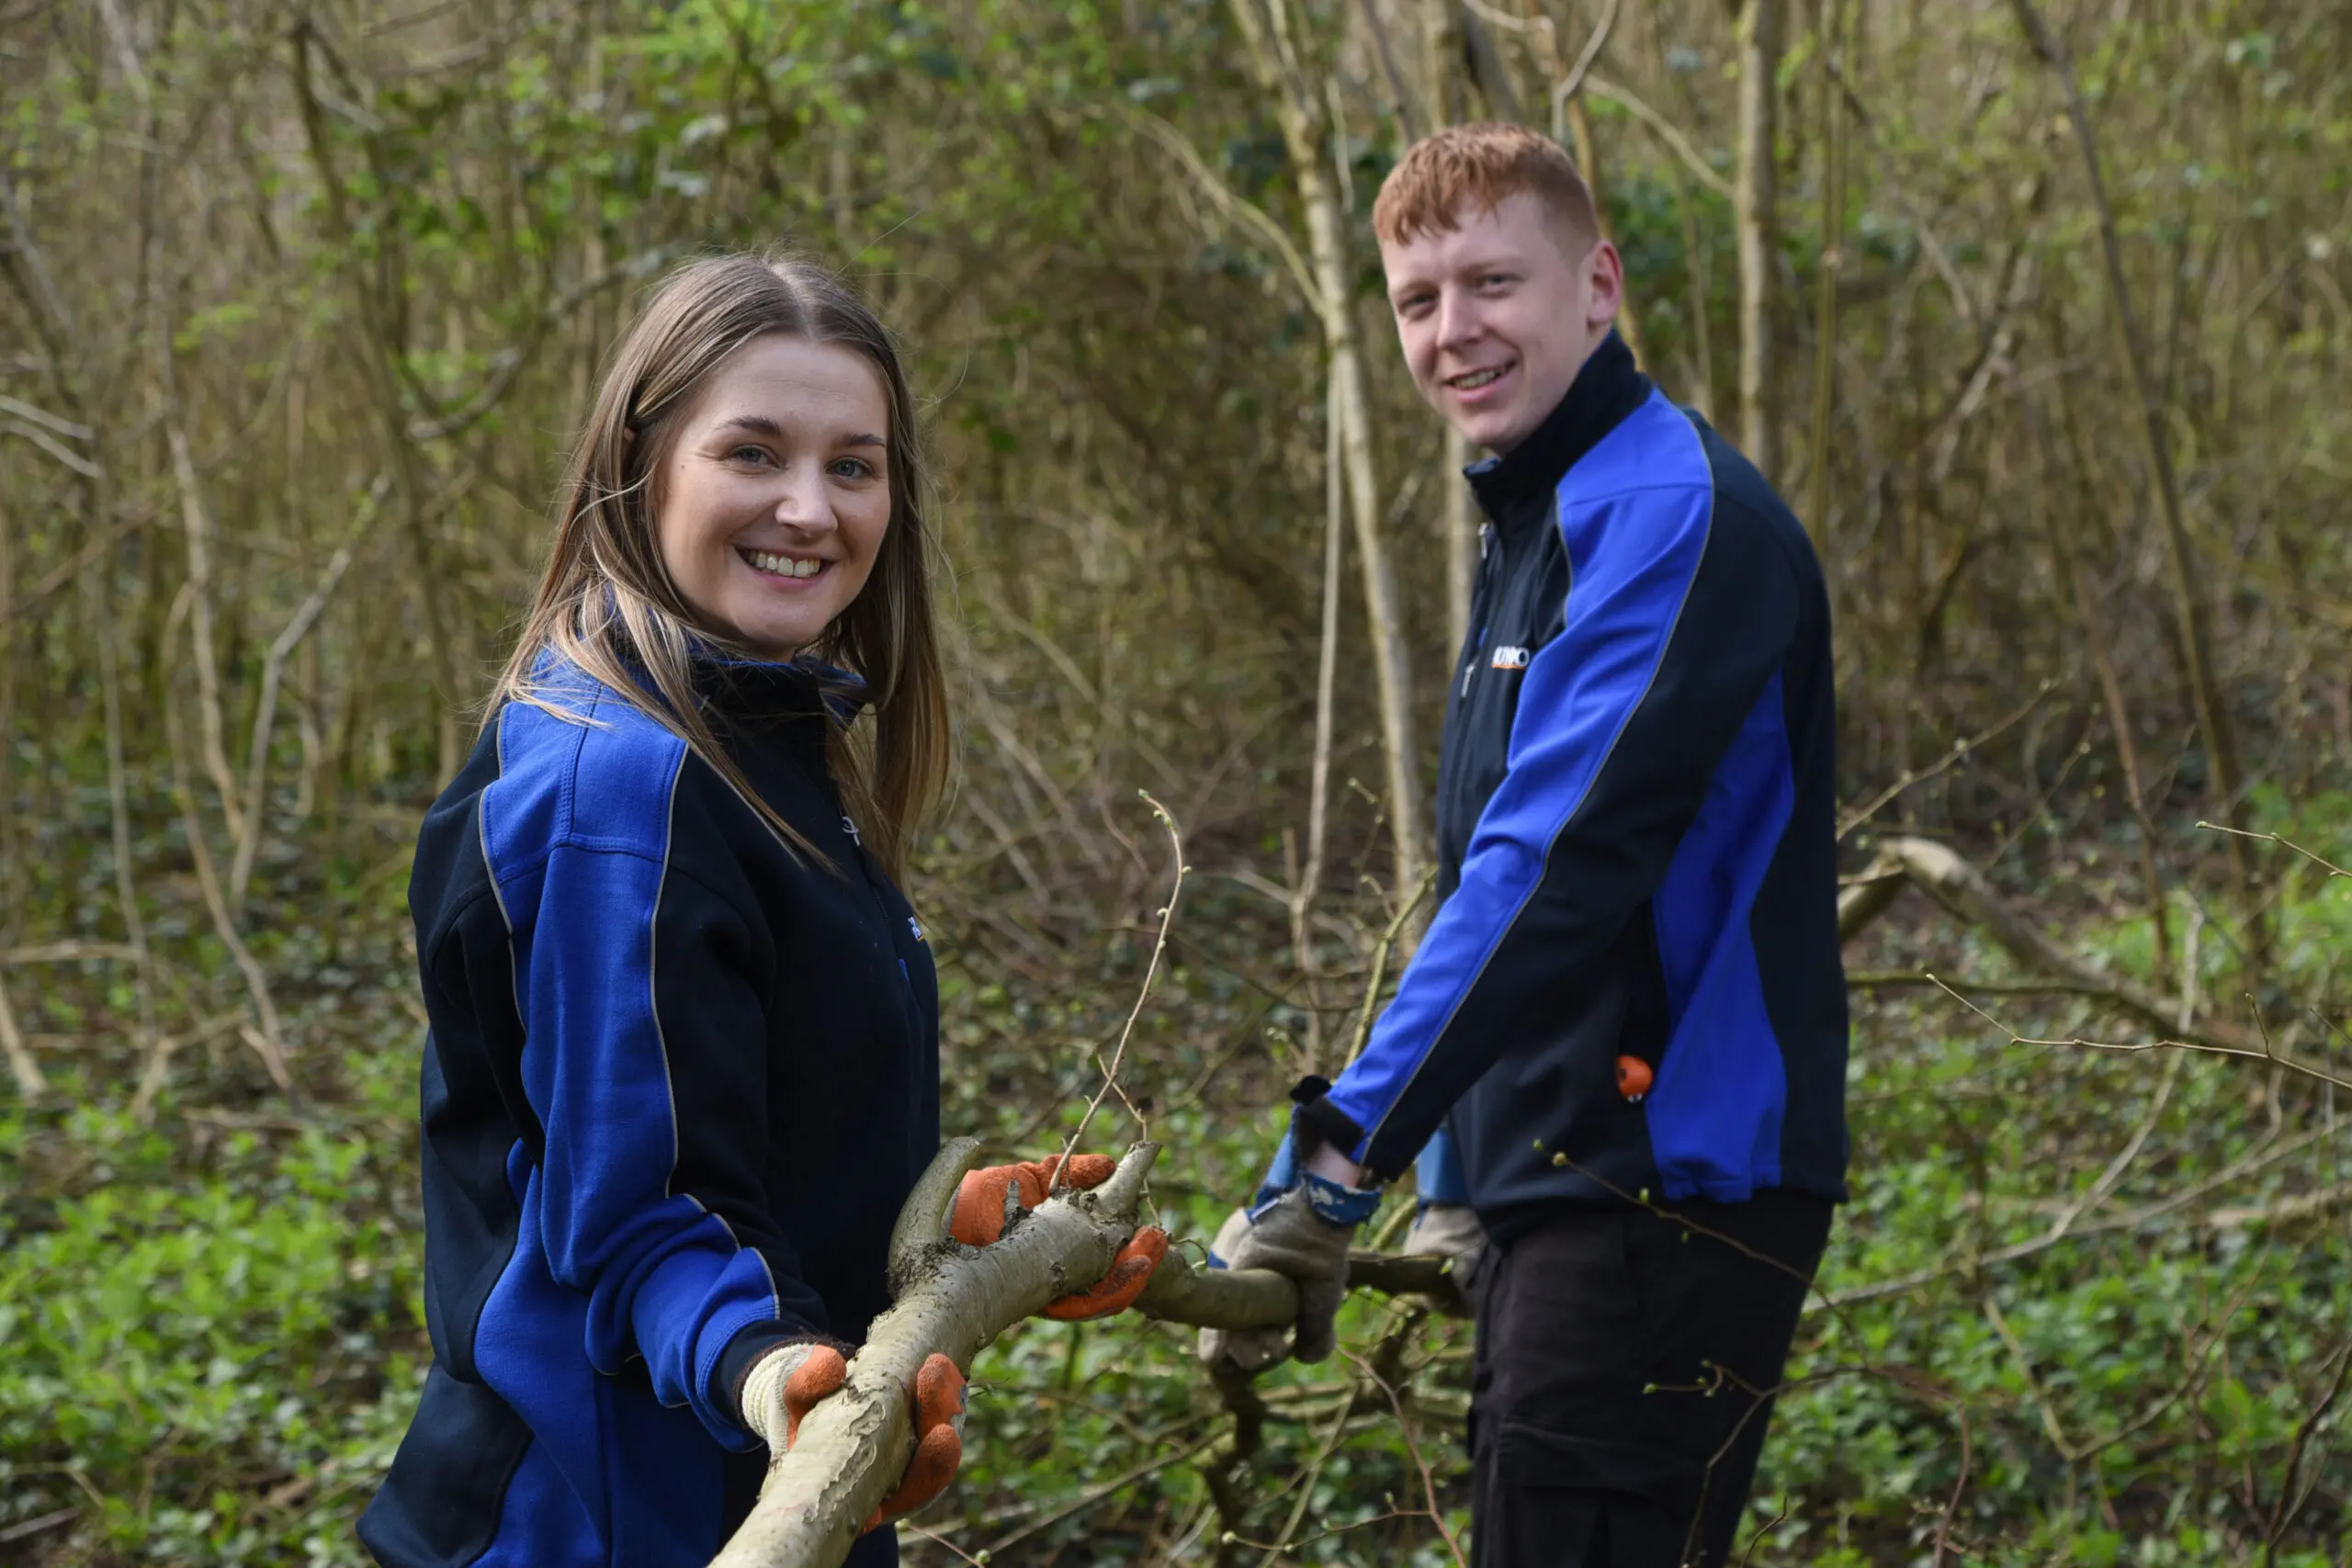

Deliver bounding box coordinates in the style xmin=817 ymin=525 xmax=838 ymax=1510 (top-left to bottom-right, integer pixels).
xmin=1373 ymin=122 xmax=1600 ymax=255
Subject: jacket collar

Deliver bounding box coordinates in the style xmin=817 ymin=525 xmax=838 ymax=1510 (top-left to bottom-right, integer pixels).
xmin=690 ymin=649 xmax=869 ymax=729
xmin=1464 ymin=332 xmax=1649 ymax=536
xmin=533 ymin=636 xmax=868 ymax=733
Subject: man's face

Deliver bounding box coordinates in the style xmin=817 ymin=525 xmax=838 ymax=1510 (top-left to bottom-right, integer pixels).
xmin=1380 ymin=192 xmax=1623 ymax=454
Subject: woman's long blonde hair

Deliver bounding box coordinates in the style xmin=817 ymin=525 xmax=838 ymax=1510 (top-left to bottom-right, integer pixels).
xmin=488 ymin=253 xmax=949 ymax=879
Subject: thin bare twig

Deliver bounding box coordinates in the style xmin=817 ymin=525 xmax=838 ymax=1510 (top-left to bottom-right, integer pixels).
xmin=2265 ymin=1334 xmax=2352 ymax=1559
xmin=161 ymin=590 xmax=291 ymax=1098
xmin=1345 ymin=871 xmax=1435 ymax=1066
xmin=1838 ymin=679 xmax=2053 ymax=839
xmin=1057 ymin=793 xmax=1184 ymax=1181
xmin=1115 ymin=106 xmax=1318 ymax=307
xmin=2199 ymin=822 xmax=2350 ymax=881
xmin=973 ymin=1431 xmax=1223 ymax=1560
xmin=229 ymin=474 xmax=388 ymax=913
xmin=1928 ymin=976 xmax=2350 ymax=1092
xmin=1582 ymin=74 xmax=1734 ymax=201
xmin=1341 ymin=1347 xmax=1468 ymax=1567
xmin=1549 ymin=0 xmax=1619 ymax=118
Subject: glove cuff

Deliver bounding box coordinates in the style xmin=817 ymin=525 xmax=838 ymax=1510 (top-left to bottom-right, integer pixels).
xmin=1246 ymin=1170 xmax=1380 ymax=1229
xmin=1302 ymin=1169 xmax=1381 ymax=1226
xmin=731 ymin=1332 xmax=854 ymax=1440
xmin=1250 ymin=1124 xmax=1382 ymax=1227
xmin=736 ymin=1343 xmax=809 ymax=1448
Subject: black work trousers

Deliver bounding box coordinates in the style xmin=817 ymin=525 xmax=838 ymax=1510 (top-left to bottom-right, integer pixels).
xmin=1467 ymin=1192 xmax=1833 ymax=1568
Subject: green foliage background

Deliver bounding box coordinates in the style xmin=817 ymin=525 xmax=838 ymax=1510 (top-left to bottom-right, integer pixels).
xmin=2 ymin=1 xmax=2349 ymax=1563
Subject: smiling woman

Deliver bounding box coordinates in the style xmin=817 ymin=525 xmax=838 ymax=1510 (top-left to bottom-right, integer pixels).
xmin=657 ymin=336 xmax=897 ymax=662
xmin=486 ymin=253 xmax=949 ymax=879
xmin=354 ymin=255 xmax=983 ymax=1568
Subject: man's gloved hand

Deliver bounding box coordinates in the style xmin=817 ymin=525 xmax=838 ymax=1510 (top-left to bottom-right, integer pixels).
xmin=741 ymin=1341 xmax=969 ymax=1529
xmin=1195 ymin=1177 xmax=1371 ymax=1371
xmin=949 ymin=1151 xmax=1168 ymax=1320
xmin=1402 ymin=1201 xmax=1487 ymax=1318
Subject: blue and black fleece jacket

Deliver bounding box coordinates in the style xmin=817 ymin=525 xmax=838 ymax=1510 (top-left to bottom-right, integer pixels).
xmin=1295 ymin=333 xmax=1849 ymax=1240
xmin=358 ymin=654 xmax=935 ymax=1568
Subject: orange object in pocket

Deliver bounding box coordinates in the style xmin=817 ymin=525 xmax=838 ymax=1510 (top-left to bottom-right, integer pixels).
xmin=1615 ymin=1055 xmax=1654 ymax=1102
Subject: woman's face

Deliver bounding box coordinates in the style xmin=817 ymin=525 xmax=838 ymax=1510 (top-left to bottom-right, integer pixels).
xmin=654 ymin=334 xmax=893 ymax=661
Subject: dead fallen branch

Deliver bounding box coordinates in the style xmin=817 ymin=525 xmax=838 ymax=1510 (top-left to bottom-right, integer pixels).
xmin=1870 ymin=834 xmax=2238 ymax=1045
xmin=1838 ymin=834 xmax=2267 ymax=1054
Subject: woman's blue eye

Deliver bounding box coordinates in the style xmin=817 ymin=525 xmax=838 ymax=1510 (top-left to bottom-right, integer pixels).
xmin=831 ymin=457 xmax=875 ymax=479
xmin=729 ymin=446 xmax=772 ymax=465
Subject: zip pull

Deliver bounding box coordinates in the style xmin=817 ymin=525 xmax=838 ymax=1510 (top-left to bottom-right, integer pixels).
xmin=1478 ymin=521 xmax=1494 ymax=560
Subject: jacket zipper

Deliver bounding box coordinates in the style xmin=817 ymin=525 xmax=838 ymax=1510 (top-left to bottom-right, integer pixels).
xmin=1461 ymin=522 xmax=1503 ymax=698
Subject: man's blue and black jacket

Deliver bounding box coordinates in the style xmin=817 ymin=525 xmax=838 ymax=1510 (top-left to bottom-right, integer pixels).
xmin=359 ymin=654 xmax=936 ymax=1568
xmin=1295 ymin=333 xmax=1848 ymax=1239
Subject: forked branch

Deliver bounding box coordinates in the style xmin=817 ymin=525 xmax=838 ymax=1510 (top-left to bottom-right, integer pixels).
xmin=711 ymin=1138 xmax=1439 ymax=1568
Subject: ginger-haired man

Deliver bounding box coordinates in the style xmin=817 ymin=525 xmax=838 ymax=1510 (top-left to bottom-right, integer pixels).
xmin=1201 ymin=123 xmax=1849 ymax=1567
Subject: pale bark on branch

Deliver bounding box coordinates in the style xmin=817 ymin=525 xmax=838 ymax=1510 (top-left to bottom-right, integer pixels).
xmin=0 ymin=971 xmax=40 ymax=1099
xmin=711 ymin=1139 xmax=1453 ymax=1568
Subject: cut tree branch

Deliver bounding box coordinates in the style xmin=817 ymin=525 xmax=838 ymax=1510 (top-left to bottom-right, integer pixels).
xmin=711 ymin=1139 xmax=1453 ymax=1568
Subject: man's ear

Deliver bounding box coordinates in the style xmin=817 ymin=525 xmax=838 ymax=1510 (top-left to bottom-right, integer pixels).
xmin=1586 ymin=240 xmax=1625 ymax=329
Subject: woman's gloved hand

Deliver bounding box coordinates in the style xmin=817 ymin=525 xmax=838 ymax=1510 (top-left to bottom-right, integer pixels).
xmin=740 ymin=1342 xmax=968 ymax=1529
xmin=949 ymin=1151 xmax=1169 ymax=1320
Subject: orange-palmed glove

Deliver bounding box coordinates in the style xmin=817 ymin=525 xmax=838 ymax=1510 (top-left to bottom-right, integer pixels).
xmin=949 ymin=1152 xmax=1170 ymax=1320
xmin=742 ymin=1343 xmax=968 ymax=1530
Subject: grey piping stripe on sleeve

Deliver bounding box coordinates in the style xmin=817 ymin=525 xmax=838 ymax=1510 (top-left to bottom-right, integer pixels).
xmin=482 ymin=709 xmax=524 ymax=1039
xmin=644 ymin=739 xmax=783 ymax=1319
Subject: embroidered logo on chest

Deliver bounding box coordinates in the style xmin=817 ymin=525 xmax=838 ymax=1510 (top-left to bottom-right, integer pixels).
xmin=1489 ymin=645 xmax=1532 ymax=671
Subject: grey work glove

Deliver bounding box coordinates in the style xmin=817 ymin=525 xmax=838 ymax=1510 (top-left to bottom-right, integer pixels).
xmin=1402 ymin=1201 xmax=1488 ymax=1318
xmin=1195 ymin=1186 xmax=1355 ymax=1371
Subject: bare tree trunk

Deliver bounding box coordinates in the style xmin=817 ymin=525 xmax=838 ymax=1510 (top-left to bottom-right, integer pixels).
xmin=1230 ymin=0 xmax=1426 ymax=896
xmin=1418 ymin=2 xmax=1476 ymax=654
xmin=1442 ymin=427 xmax=1474 ymax=656
xmin=1734 ymin=0 xmax=1783 ymax=476
xmin=2006 ymin=0 xmax=2257 ymax=955
xmin=1536 ymin=2 xmax=1646 ymax=367
xmin=289 ymin=26 xmax=464 ymax=784
xmin=1419 ymin=0 xmax=1461 ymax=129
xmin=1804 ymin=0 xmax=1848 ymax=583
xmin=0 ymin=483 xmax=15 ymax=943
xmin=2030 ymin=403 xmax=2174 ymax=997
xmin=1292 ymin=378 xmax=1348 ymax=1067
